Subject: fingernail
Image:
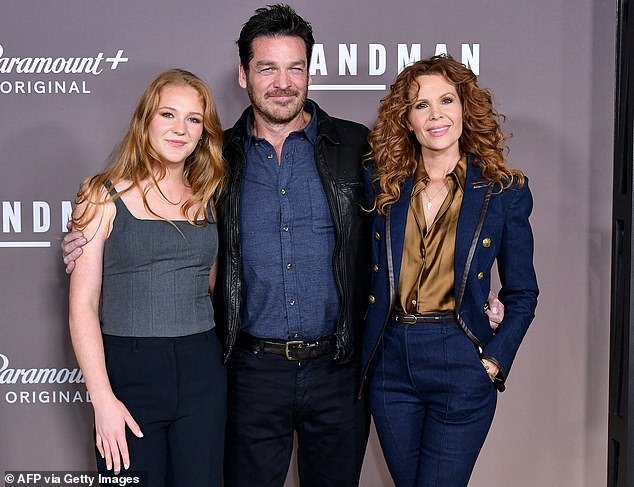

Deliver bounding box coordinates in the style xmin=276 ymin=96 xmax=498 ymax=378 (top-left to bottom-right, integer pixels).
xmin=491 ymin=307 xmax=498 ymax=314
xmin=107 ymin=464 xmax=111 ymax=471
xmin=124 ymin=464 xmax=129 ymax=470
xmin=137 ymin=430 xmax=144 ymax=437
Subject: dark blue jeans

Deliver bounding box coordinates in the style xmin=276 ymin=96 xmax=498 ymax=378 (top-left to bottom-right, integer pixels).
xmin=98 ymin=330 xmax=226 ymax=487
xmin=368 ymin=319 xmax=497 ymax=487
xmin=224 ymin=346 xmax=370 ymax=487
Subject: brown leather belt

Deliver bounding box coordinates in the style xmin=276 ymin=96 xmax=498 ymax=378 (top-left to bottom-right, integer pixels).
xmin=236 ymin=333 xmax=336 ymax=360
xmin=392 ymin=312 xmax=455 ymax=324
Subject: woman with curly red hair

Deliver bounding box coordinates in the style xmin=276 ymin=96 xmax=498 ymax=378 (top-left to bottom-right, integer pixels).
xmin=360 ymin=55 xmax=538 ymax=486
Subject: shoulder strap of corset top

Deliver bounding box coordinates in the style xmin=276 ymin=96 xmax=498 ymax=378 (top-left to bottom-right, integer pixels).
xmin=103 ymin=180 xmax=118 ymax=197
xmin=103 ymin=180 xmax=128 ymax=215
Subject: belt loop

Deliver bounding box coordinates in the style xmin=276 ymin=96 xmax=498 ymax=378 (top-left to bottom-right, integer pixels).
xmin=132 ymin=338 xmax=139 ymax=352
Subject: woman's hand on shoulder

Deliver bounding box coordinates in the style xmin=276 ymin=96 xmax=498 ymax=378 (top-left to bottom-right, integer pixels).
xmin=93 ymin=393 xmax=143 ymax=474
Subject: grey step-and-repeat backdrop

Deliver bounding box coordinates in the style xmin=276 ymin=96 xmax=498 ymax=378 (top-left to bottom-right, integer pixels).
xmin=0 ymin=1 xmax=614 ymax=485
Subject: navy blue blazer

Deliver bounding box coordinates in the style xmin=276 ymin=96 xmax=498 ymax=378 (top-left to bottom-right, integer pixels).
xmin=360 ymin=155 xmax=538 ymax=394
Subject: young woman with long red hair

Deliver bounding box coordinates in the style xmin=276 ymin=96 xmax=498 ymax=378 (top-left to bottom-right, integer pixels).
xmin=68 ymin=69 xmax=226 ymax=486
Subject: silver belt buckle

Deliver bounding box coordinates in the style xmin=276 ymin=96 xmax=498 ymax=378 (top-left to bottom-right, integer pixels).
xmin=398 ymin=314 xmax=417 ymax=324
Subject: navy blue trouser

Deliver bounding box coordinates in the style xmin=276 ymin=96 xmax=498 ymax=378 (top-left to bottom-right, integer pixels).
xmin=97 ymin=329 xmax=226 ymax=487
xmin=224 ymin=346 xmax=370 ymax=487
xmin=368 ymin=318 xmax=497 ymax=487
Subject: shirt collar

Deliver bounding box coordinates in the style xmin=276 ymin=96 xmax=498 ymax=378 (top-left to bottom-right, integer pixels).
xmin=414 ymin=155 xmax=467 ymax=191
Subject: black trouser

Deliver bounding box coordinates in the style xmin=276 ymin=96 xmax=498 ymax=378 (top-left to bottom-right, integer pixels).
xmin=98 ymin=329 xmax=226 ymax=487
xmin=224 ymin=344 xmax=370 ymax=487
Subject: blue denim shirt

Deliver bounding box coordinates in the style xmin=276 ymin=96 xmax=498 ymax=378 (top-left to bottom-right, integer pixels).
xmin=239 ymin=102 xmax=340 ymax=340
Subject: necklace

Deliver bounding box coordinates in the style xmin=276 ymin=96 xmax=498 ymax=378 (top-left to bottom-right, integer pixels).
xmin=422 ymin=181 xmax=447 ymax=210
xmin=154 ymin=182 xmax=187 ymax=206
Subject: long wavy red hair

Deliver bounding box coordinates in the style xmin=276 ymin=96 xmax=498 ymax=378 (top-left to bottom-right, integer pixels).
xmin=73 ymin=68 xmax=225 ymax=229
xmin=369 ymin=55 xmax=524 ymax=215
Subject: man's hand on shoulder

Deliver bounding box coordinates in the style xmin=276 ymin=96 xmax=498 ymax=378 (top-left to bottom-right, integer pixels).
xmin=62 ymin=221 xmax=87 ymax=274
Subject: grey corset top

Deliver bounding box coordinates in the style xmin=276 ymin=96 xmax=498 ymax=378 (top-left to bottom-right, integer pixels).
xmin=100 ymin=189 xmax=217 ymax=337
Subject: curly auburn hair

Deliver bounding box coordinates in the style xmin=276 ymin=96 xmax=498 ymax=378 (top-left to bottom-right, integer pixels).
xmin=369 ymin=55 xmax=524 ymax=215
xmin=73 ymin=68 xmax=225 ymax=230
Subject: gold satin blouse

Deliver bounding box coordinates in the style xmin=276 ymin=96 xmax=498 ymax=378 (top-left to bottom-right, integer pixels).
xmin=396 ymin=156 xmax=466 ymax=314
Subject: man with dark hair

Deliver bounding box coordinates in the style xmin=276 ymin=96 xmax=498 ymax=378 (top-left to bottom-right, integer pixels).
xmin=216 ymin=5 xmax=371 ymax=485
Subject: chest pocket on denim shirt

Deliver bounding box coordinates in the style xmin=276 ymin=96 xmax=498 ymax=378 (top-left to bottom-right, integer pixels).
xmin=308 ymin=179 xmax=335 ymax=233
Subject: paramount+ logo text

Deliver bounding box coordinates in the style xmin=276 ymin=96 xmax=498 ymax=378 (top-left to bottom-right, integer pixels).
xmin=0 ymin=353 xmax=91 ymax=405
xmin=0 ymin=43 xmax=129 ymax=95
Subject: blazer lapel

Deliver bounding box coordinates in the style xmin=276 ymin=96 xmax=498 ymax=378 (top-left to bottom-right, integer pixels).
xmin=454 ymin=157 xmax=491 ymax=300
xmin=387 ymin=175 xmax=414 ymax=300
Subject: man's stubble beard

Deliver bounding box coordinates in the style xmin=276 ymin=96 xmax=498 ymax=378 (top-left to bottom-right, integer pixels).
xmin=247 ymin=81 xmax=308 ymax=126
